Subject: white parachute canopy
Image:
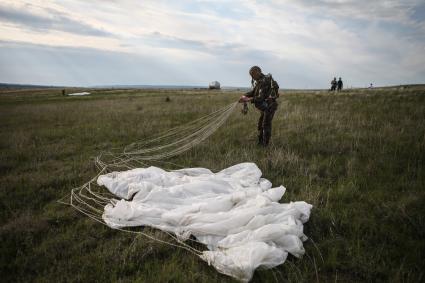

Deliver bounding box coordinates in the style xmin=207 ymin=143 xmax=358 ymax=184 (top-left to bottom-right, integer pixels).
xmin=98 ymin=162 xmax=312 ymax=282
xmin=67 ymin=102 xmax=312 ymax=282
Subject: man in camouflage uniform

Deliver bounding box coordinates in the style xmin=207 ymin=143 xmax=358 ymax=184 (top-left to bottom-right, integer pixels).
xmin=239 ymin=66 xmax=279 ymax=147
xmin=337 ymin=77 xmax=343 ymax=91
xmin=330 ymin=77 xmax=337 ymax=91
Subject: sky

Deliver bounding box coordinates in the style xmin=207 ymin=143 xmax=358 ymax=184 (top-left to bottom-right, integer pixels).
xmin=0 ymin=0 xmax=424 ymax=88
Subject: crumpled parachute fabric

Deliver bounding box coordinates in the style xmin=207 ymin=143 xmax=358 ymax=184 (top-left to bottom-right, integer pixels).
xmin=98 ymin=163 xmax=312 ymax=282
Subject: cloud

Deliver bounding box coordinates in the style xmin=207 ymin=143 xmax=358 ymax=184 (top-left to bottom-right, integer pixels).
xmin=0 ymin=41 xmax=178 ymax=86
xmin=0 ymin=3 xmax=112 ymax=37
xmin=0 ymin=40 xmax=253 ymax=87
xmin=137 ymin=31 xmax=246 ymax=59
xmin=286 ymin=0 xmax=422 ymax=23
xmin=0 ymin=0 xmax=424 ymax=88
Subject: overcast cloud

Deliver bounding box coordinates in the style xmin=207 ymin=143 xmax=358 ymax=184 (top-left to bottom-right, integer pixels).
xmin=0 ymin=0 xmax=424 ymax=88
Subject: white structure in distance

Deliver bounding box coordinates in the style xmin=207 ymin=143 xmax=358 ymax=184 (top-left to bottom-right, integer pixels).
xmin=209 ymin=81 xmax=221 ymax=89
xmin=68 ymin=92 xmax=90 ymax=96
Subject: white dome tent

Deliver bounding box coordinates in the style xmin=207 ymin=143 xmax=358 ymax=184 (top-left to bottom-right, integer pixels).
xmin=209 ymin=81 xmax=221 ymax=89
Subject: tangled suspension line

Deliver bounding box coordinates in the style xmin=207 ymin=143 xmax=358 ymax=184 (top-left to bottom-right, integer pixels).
xmin=61 ymin=101 xmax=240 ymax=255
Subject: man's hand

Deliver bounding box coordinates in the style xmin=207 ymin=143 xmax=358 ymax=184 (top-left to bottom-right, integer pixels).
xmin=239 ymin=95 xmax=251 ymax=103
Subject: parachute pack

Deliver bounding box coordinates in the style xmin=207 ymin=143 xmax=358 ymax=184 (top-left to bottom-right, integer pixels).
xmin=267 ymin=74 xmax=279 ymax=99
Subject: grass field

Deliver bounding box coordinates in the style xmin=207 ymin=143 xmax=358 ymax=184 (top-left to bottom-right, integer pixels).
xmin=1 ymin=86 xmax=424 ymax=282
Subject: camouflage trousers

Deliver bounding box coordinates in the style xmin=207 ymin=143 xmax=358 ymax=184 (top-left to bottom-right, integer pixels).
xmin=257 ymin=101 xmax=278 ymax=146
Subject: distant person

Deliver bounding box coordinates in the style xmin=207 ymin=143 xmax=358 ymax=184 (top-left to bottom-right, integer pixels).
xmin=239 ymin=66 xmax=279 ymax=147
xmin=330 ymin=77 xmax=337 ymax=91
xmin=369 ymin=83 xmax=373 ymax=88
xmin=337 ymin=77 xmax=343 ymax=91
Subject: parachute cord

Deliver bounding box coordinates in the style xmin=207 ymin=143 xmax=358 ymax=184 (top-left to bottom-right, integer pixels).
xmin=61 ymin=101 xmax=239 ymax=257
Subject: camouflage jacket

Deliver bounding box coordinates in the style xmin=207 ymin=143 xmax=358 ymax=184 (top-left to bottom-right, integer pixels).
xmin=245 ymin=74 xmax=279 ymax=111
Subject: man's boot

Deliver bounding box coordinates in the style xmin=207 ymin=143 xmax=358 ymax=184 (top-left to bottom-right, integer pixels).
xmin=257 ymin=133 xmax=264 ymax=146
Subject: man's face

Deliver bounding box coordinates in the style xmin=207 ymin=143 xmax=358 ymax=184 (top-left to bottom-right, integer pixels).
xmin=250 ymin=69 xmax=261 ymax=81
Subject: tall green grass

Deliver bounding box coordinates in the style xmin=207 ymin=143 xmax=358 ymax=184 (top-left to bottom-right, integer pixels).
xmin=0 ymin=87 xmax=424 ymax=282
